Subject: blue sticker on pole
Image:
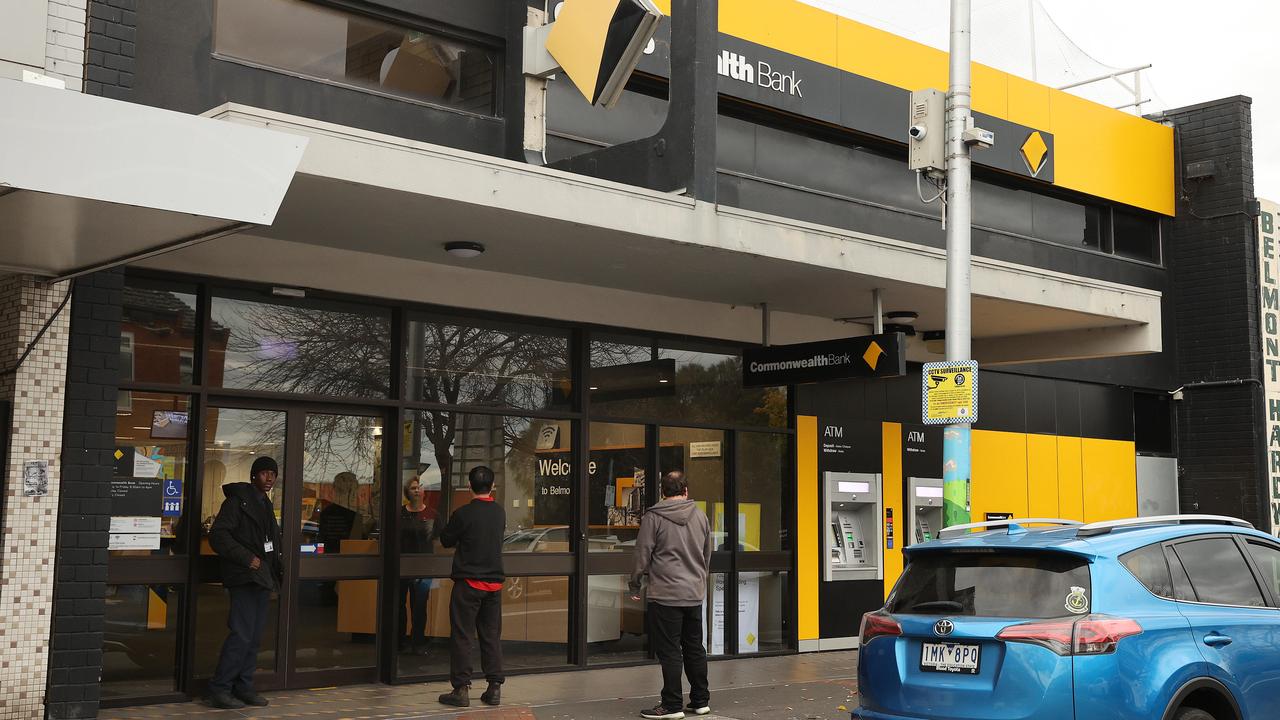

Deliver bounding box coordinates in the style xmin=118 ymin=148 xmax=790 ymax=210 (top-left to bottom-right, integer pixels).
xmin=162 ymin=479 xmax=182 ymax=517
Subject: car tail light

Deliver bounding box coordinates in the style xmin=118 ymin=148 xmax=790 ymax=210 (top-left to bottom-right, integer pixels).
xmin=859 ymin=610 xmax=902 ymax=646
xmin=997 ymin=614 xmax=1141 ymax=656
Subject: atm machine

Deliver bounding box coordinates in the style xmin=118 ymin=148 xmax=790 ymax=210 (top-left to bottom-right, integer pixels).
xmin=908 ymin=477 xmax=944 ymax=545
xmin=823 ymin=472 xmax=882 ymax=581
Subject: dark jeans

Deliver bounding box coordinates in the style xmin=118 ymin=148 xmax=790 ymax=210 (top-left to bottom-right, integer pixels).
xmin=399 ymin=578 xmax=429 ymax=647
xmin=210 ymin=584 xmax=271 ymax=694
xmin=448 ymin=581 xmax=504 ymax=688
xmin=649 ymin=602 xmax=710 ymax=712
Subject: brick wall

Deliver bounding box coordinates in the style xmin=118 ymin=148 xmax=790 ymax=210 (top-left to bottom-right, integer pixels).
xmin=0 ymin=276 xmax=73 ymax=719
xmin=1163 ymin=97 xmax=1266 ymax=526
xmin=84 ymin=0 xmax=134 ymax=99
xmin=47 ymin=270 xmax=124 ymax=719
xmin=45 ymin=0 xmax=88 ymax=90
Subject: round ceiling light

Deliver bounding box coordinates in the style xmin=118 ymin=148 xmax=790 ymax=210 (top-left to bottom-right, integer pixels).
xmin=444 ymin=241 xmax=485 ymax=259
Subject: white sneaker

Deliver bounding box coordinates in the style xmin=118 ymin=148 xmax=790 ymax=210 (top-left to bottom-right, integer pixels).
xmin=686 ymin=703 xmax=711 ymax=716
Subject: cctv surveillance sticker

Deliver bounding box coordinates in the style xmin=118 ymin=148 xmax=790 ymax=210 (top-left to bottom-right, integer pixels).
xmin=1065 ymin=586 xmax=1089 ymax=615
xmin=922 ymin=360 xmax=979 ymax=425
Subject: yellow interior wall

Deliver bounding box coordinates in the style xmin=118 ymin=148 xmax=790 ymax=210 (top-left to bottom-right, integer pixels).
xmin=796 ymin=415 xmax=819 ymax=642
xmin=1082 ymin=438 xmax=1139 ymax=522
xmin=970 ymin=430 xmax=1029 ymax=520
xmin=650 ymin=0 xmax=1174 ymax=215
xmin=882 ymin=423 xmax=904 ymax=601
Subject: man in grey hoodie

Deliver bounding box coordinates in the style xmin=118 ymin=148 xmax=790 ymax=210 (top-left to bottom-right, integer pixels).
xmin=630 ymin=470 xmax=713 ymax=720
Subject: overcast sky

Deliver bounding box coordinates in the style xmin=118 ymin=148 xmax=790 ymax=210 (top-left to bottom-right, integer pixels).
xmin=803 ymin=0 xmax=1279 ymax=203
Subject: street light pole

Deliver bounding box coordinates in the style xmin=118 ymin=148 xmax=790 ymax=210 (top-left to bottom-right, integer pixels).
xmin=943 ymin=0 xmax=973 ymax=528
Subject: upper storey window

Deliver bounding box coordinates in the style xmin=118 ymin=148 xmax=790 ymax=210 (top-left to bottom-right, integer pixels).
xmin=214 ymin=0 xmax=498 ymax=116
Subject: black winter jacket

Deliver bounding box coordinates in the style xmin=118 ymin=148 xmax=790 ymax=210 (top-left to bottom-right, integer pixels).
xmin=209 ymin=483 xmax=284 ymax=590
xmin=439 ymin=498 xmax=505 ymax=582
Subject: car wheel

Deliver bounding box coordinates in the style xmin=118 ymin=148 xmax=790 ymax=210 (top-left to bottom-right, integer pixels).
xmin=1173 ymin=707 xmax=1216 ymax=720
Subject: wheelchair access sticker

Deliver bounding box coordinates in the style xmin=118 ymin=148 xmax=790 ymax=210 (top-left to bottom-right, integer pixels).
xmin=1065 ymin=586 xmax=1089 ymax=614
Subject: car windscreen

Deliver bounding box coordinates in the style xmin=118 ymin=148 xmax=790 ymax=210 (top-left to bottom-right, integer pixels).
xmin=889 ymin=551 xmax=1092 ymax=618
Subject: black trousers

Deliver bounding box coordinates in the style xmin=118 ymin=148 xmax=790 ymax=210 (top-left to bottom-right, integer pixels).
xmin=210 ymin=584 xmax=271 ymax=694
xmin=399 ymin=578 xmax=429 ymax=647
xmin=648 ymin=602 xmax=710 ymax=712
xmin=448 ymin=581 xmax=504 ymax=688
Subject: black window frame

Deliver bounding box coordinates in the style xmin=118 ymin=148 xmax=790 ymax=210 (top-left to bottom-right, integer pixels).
xmin=1166 ymin=533 xmax=1273 ymax=609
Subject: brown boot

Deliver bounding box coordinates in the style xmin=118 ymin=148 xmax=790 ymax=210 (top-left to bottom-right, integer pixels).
xmin=438 ymin=685 xmax=470 ymax=707
xmin=481 ymin=682 xmax=501 ymax=706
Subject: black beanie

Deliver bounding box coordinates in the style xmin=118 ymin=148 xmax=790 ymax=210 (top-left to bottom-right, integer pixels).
xmin=250 ymin=456 xmax=279 ymax=479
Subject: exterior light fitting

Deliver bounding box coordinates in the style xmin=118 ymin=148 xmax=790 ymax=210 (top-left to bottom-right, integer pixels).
xmin=444 ymin=241 xmax=485 ymax=259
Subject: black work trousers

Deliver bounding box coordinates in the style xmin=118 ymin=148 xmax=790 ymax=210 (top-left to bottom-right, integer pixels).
xmin=210 ymin=584 xmax=271 ymax=694
xmin=448 ymin=581 xmax=504 ymax=689
xmin=399 ymin=578 xmax=429 ymax=648
xmin=648 ymin=602 xmax=710 ymax=712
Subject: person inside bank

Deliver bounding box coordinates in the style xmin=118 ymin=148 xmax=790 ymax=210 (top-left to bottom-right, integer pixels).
xmin=399 ymin=475 xmax=436 ymax=655
xmin=206 ymin=456 xmax=283 ymax=710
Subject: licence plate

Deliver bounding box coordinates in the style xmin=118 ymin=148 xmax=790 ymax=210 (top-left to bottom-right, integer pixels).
xmin=920 ymin=642 xmax=981 ymax=674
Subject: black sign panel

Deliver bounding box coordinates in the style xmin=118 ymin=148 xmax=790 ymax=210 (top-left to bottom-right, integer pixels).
xmin=743 ymin=333 xmax=906 ymax=387
xmin=111 ymin=476 xmax=163 ymax=517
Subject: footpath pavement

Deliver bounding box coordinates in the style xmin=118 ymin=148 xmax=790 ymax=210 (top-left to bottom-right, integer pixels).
xmin=100 ymin=652 xmax=860 ymax=720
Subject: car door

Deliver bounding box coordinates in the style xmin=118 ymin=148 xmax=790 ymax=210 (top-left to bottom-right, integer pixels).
xmin=1168 ymin=534 xmax=1280 ymax=719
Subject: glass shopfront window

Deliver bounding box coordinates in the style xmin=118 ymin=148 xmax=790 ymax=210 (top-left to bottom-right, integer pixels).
xmin=586 ymin=574 xmax=648 ymax=664
xmin=102 ymin=584 xmax=182 ymax=699
xmin=405 ymin=411 xmax=572 ymax=552
xmin=110 ymin=394 xmax=192 ymax=557
xmin=737 ymin=433 xmax=787 ymax=553
xmin=588 ymin=422 xmax=650 ymax=552
xmin=214 ymin=0 xmax=498 ymax=114
xmin=660 ymin=427 xmax=726 ymax=545
xmin=406 ymin=317 xmax=572 ymax=411
xmin=119 ymin=281 xmax=199 ymax=386
xmin=200 ymin=408 xmax=286 ymax=555
xmin=210 ymin=293 xmax=392 ymax=399
xmin=301 ymin=414 xmax=382 ymax=556
xmin=294 ymin=579 xmax=379 ymax=672
xmin=193 ymin=582 xmax=280 ymax=679
xmin=590 ymin=336 xmax=787 ymax=428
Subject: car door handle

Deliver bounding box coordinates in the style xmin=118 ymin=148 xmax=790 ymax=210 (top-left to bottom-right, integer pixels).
xmin=1202 ymin=632 xmax=1233 ymax=647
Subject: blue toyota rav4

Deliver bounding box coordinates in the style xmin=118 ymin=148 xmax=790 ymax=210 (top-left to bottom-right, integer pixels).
xmin=853 ymin=516 xmax=1280 ymax=720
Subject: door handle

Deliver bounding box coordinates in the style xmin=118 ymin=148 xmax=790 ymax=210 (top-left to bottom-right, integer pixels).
xmin=1202 ymin=632 xmax=1233 ymax=647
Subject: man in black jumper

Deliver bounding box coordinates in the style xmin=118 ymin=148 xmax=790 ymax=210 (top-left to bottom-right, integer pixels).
xmin=207 ymin=456 xmax=283 ymax=709
xmin=437 ymin=465 xmax=505 ymax=708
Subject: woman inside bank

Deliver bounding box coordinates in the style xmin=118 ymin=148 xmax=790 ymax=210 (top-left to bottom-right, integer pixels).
xmin=400 ymin=475 xmax=437 ymax=655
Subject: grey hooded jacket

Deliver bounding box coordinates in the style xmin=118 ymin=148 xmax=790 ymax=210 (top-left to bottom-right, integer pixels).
xmin=629 ymin=498 xmax=713 ymax=606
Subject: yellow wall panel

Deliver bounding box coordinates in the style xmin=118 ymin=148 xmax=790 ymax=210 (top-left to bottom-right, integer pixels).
xmin=971 ymin=63 xmax=1009 ymax=119
xmin=720 ymin=0 xmax=838 ymax=68
xmin=882 ymin=423 xmax=903 ymax=600
xmin=1081 ymin=438 xmax=1137 ymax=523
xmin=971 ymin=431 xmax=1029 ymax=521
xmin=1057 ymin=437 xmax=1084 ymax=521
xmin=796 ymin=415 xmax=819 ymax=641
xmin=1006 ymin=76 xmax=1052 ymax=132
xmin=836 ymin=17 xmax=946 ymax=97
xmin=1026 ymin=434 xmax=1059 ymax=518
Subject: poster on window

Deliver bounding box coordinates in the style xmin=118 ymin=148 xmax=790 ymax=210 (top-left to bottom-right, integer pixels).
xmin=709 ymin=573 xmax=761 ymax=655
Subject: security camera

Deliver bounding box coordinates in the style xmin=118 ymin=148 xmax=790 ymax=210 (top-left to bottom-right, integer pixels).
xmin=908 ymin=124 xmax=928 ymax=141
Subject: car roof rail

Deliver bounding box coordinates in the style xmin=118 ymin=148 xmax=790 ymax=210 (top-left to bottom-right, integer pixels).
xmin=1075 ymin=514 xmax=1254 ymax=538
xmin=937 ymin=518 xmax=1083 ymax=539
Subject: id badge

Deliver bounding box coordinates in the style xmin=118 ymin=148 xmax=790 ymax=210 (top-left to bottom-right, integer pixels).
xmin=264 ymin=540 xmax=274 ymax=553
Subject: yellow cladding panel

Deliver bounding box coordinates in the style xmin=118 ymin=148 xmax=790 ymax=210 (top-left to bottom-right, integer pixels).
xmin=1082 ymin=439 xmax=1137 ymax=522
xmin=1007 ymin=75 xmax=1052 ymax=131
xmin=882 ymin=423 xmax=904 ymax=599
xmin=1051 ymin=92 xmax=1176 ymax=216
xmin=1057 ymin=437 xmax=1084 ymax=521
xmin=796 ymin=415 xmax=820 ymax=642
xmin=545 ymin=0 xmax=619 ymax=104
xmin=971 ymin=431 xmax=1029 ymax=520
xmin=720 ymin=0 xmax=838 ymax=67
xmin=836 ymin=17 xmax=945 ymax=96
xmin=1027 ymin=434 xmax=1059 ymax=518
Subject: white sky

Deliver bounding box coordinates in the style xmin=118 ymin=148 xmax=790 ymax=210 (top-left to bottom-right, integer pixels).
xmin=802 ymin=0 xmax=1280 ymax=203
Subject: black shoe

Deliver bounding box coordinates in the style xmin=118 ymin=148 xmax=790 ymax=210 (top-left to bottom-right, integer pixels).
xmin=639 ymin=705 xmax=684 ymax=719
xmin=686 ymin=702 xmax=711 ymax=716
xmin=481 ymin=682 xmax=501 ymax=706
xmin=439 ymin=685 xmax=470 ymax=707
xmin=234 ymin=688 xmax=269 ymax=707
xmin=208 ymin=691 xmax=245 ymax=710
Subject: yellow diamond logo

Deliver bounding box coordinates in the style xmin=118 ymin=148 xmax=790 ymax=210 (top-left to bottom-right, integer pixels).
xmin=114 ymin=449 xmax=124 ymax=460
xmin=863 ymin=341 xmax=884 ymax=371
xmin=1020 ymin=131 xmax=1049 ymax=177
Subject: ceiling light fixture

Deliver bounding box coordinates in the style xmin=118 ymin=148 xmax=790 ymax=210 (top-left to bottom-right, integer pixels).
xmin=444 ymin=241 xmax=485 ymax=259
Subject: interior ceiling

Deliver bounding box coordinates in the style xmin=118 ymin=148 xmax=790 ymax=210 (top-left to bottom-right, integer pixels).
xmin=254 ymin=174 xmax=1128 ymax=339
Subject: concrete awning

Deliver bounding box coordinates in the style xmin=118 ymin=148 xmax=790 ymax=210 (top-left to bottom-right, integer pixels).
xmin=0 ymin=80 xmax=306 ymax=279
xmin=141 ymin=103 xmax=1161 ymax=366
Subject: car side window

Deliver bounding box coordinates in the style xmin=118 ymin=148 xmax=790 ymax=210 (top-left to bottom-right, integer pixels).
xmin=1173 ymin=537 xmax=1267 ymax=607
xmin=1164 ymin=547 xmax=1197 ymax=601
xmin=1121 ymin=543 xmax=1174 ymax=597
xmin=1245 ymin=541 xmax=1280 ymax=605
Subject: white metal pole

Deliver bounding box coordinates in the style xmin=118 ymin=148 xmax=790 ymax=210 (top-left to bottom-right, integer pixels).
xmin=1027 ymin=0 xmax=1037 ymax=82
xmin=873 ymin=289 xmax=884 ymax=335
xmin=943 ymin=0 xmax=973 ymax=528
